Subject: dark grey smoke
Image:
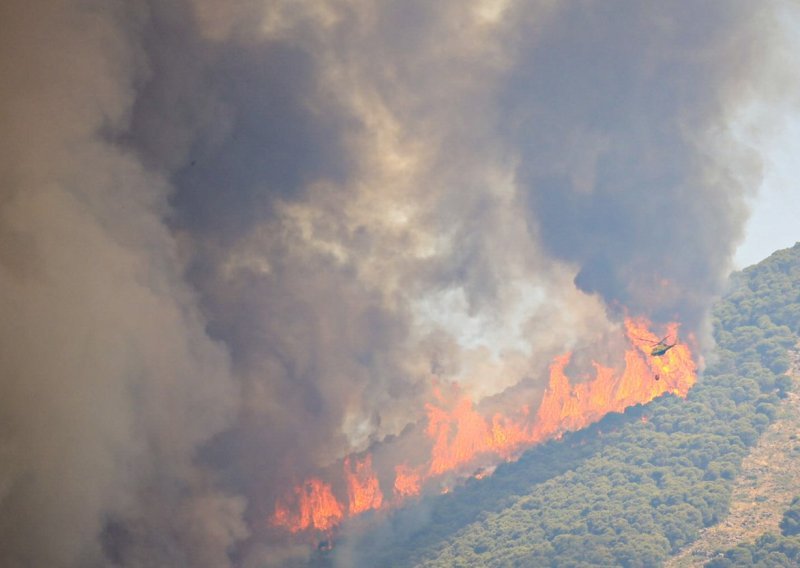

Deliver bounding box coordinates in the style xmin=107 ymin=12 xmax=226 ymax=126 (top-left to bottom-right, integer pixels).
xmin=506 ymin=1 xmax=765 ymax=329
xmin=0 ymin=0 xmax=790 ymax=566
xmin=0 ymin=1 xmax=244 ymax=566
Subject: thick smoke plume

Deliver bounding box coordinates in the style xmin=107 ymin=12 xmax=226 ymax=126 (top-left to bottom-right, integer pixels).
xmin=0 ymin=0 xmax=794 ymax=565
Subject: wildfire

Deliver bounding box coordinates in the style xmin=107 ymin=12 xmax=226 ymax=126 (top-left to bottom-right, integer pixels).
xmin=271 ymin=317 xmax=697 ymax=534
xmin=393 ymin=464 xmax=423 ymax=499
xmin=426 ymin=397 xmax=495 ymax=476
xmin=344 ymin=455 xmax=383 ymax=514
xmin=272 ymin=478 xmax=344 ymax=533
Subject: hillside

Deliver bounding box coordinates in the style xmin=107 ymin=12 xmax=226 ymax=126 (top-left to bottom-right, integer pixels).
xmin=666 ymin=351 xmax=800 ymax=566
xmin=319 ymin=243 xmax=800 ymax=567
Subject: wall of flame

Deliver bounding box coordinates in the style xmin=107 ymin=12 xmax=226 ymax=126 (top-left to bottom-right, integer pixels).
xmin=271 ymin=317 xmax=696 ymax=533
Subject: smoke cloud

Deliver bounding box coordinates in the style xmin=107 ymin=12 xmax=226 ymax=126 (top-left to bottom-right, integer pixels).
xmin=0 ymin=0 xmax=793 ymax=565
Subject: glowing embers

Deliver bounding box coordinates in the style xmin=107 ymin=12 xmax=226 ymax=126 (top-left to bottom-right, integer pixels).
xmin=271 ymin=317 xmax=697 ymax=534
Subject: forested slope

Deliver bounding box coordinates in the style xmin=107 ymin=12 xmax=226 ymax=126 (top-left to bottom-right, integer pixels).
xmin=325 ymin=243 xmax=800 ymax=567
xmin=666 ymin=349 xmax=800 ymax=566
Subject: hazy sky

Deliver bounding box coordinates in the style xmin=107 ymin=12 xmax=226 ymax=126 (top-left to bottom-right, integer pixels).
xmin=734 ymin=7 xmax=800 ymax=268
xmin=735 ymin=114 xmax=800 ymax=268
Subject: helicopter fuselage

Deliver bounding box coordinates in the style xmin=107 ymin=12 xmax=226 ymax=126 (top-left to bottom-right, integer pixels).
xmin=651 ymin=343 xmax=675 ymax=357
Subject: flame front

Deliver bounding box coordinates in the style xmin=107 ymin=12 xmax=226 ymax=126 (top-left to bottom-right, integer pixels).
xmin=271 ymin=317 xmax=697 ymax=534
xmin=344 ymin=455 xmax=383 ymax=515
xmin=534 ymin=318 xmax=695 ymax=440
xmin=426 ymin=397 xmax=495 ymax=476
xmin=393 ymin=464 xmax=423 ymax=499
xmin=272 ymin=478 xmax=344 ymax=533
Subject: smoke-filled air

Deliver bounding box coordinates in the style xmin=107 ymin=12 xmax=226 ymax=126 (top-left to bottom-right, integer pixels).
xmin=1 ymin=1 xmax=797 ymax=566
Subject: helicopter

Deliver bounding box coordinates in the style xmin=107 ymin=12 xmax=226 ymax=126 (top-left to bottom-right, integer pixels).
xmin=643 ymin=335 xmax=677 ymax=357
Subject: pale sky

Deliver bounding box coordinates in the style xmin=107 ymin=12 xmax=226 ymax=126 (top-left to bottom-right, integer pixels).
xmin=735 ymin=114 xmax=800 ymax=268
xmin=735 ymin=7 xmax=800 ymax=269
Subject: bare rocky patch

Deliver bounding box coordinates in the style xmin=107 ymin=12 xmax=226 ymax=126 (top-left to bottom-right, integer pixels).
xmin=666 ymin=349 xmax=800 ymax=567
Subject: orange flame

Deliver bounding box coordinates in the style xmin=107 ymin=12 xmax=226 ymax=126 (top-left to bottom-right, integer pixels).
xmin=271 ymin=478 xmax=344 ymax=533
xmin=344 ymin=455 xmax=383 ymax=515
xmin=270 ymin=316 xmax=697 ymax=534
xmin=533 ymin=318 xmax=695 ymax=440
xmin=393 ymin=464 xmax=423 ymax=498
xmin=426 ymin=397 xmax=495 ymax=476
xmin=491 ymin=405 xmax=534 ymax=458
